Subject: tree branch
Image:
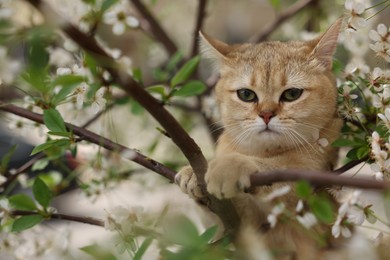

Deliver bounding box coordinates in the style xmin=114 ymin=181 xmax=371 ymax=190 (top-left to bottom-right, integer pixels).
xmin=129 ymin=0 xmax=178 ymax=56
xmin=0 ymin=102 xmax=176 ymax=181
xmin=249 ymin=0 xmax=317 ymax=43
xmin=0 ymin=153 xmax=45 ymax=191
xmin=333 ymin=156 xmax=369 ymax=175
xmin=190 ymin=0 xmax=208 ymax=57
xmin=11 ymin=210 xmax=104 ymax=227
xmin=250 ymin=170 xmax=390 ymax=190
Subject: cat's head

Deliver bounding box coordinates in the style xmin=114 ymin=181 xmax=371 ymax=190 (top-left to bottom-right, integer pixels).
xmin=201 ymin=19 xmax=342 ymax=155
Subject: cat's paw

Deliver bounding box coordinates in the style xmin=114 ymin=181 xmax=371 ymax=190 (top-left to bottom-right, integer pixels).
xmin=175 ymin=166 xmax=204 ymax=199
xmin=205 ymin=154 xmax=257 ymax=199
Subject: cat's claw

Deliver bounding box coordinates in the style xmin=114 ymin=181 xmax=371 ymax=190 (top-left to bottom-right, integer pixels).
xmin=175 ymin=166 xmax=204 ymax=199
xmin=205 ymin=155 xmax=255 ymax=199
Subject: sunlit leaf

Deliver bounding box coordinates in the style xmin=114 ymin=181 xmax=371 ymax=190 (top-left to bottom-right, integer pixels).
xmin=0 ymin=145 xmax=16 ymax=174
xmin=133 ymin=237 xmax=153 ymax=260
xmin=295 ymin=181 xmax=311 ymax=199
xmin=12 ymin=215 xmax=43 ymax=232
xmin=80 ymin=244 xmax=117 ymax=260
xmin=101 ymin=0 xmax=119 ymax=12
xmin=33 ymin=177 xmax=53 ymax=208
xmin=173 ymin=80 xmax=206 ymax=97
xmin=9 ymin=194 xmax=37 ymax=211
xmin=309 ymin=196 xmax=334 ymax=224
xmin=43 ymin=109 xmax=67 ymax=133
xmin=32 ymin=159 xmax=49 ymax=171
xmin=170 ymin=56 xmax=200 ymax=87
xmin=30 ymin=139 xmax=70 ymax=155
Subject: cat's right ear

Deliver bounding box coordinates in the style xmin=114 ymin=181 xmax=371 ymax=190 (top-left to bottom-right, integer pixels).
xmin=199 ymin=31 xmax=232 ymax=67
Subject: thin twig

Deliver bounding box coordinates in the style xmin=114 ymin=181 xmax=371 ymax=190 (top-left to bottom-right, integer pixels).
xmin=0 ymin=102 xmax=177 ymax=181
xmin=333 ymin=156 xmax=370 ymax=175
xmin=190 ymin=0 xmax=208 ymax=57
xmin=250 ymin=170 xmax=390 ymax=190
xmin=129 ymin=0 xmax=178 ymax=56
xmin=11 ymin=210 xmax=104 ymax=227
xmin=81 ymin=102 xmax=116 ymax=128
xmin=0 ymin=153 xmax=45 ymax=191
xmin=249 ymin=0 xmax=316 ymax=43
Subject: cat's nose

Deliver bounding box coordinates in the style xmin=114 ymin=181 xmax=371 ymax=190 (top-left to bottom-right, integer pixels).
xmin=259 ymin=111 xmax=275 ymax=125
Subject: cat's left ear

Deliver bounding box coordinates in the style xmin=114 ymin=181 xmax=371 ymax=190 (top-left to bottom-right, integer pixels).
xmin=310 ymin=18 xmax=343 ymax=69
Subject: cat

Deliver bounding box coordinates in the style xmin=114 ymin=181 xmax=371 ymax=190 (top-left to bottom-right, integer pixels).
xmin=175 ymin=19 xmax=377 ymax=259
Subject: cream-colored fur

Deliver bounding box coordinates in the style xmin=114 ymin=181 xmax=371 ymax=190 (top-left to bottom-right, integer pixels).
xmin=176 ymin=19 xmax=377 ymax=259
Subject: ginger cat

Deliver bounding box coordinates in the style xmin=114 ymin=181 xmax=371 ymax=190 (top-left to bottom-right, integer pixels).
xmin=176 ymin=19 xmax=377 ymax=259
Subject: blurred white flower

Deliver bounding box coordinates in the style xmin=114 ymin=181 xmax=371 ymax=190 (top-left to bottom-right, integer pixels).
xmin=91 ymin=88 xmax=107 ymax=113
xmin=267 ymin=203 xmax=285 ymax=228
xmin=369 ymin=42 xmax=390 ymax=62
xmin=103 ymin=6 xmax=139 ymax=35
xmin=296 ymin=200 xmax=304 ymax=212
xmin=297 ymin=213 xmax=317 ymax=229
xmin=0 ymin=198 xmax=11 ymax=225
xmin=263 ymin=185 xmax=291 ymax=202
xmin=72 ymin=82 xmax=88 ymax=109
xmin=345 ymin=58 xmax=370 ymax=77
xmin=48 ymin=47 xmax=74 ymax=67
xmin=332 ymin=215 xmax=352 ymax=238
xmin=369 ymin=24 xmax=390 ymax=43
xmin=0 ymin=47 xmax=21 ymax=84
xmin=104 ymin=205 xmax=144 ymax=234
xmin=378 ymin=107 xmax=390 ymax=130
xmin=345 ymin=0 xmax=367 ymax=31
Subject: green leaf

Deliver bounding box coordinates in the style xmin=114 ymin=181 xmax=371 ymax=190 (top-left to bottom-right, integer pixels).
xmin=132 ymin=68 xmax=143 ymax=83
xmin=31 ymin=139 xmax=70 ymax=155
xmin=47 ymin=131 xmax=72 ymax=137
xmin=332 ymin=138 xmax=362 ymax=148
xmin=346 ymin=147 xmax=359 ymax=160
xmin=269 ymin=0 xmax=281 ymax=9
xmin=309 ymin=196 xmax=334 ymax=224
xmin=147 ymin=85 xmax=166 ymax=96
xmin=101 ymin=0 xmax=119 ymax=12
xmin=43 ymin=109 xmax=67 ymax=133
xmin=129 ymin=99 xmax=144 ymax=115
xmin=80 ymin=244 xmax=117 ymax=260
xmin=170 ymin=56 xmax=200 ymax=87
xmin=199 ymin=225 xmax=218 ymax=243
xmin=0 ymin=145 xmax=17 ymax=174
xmin=356 ymin=146 xmax=370 ymax=159
xmin=32 ymin=159 xmax=49 ymax=171
xmin=295 ymin=181 xmax=311 ymax=199
xmin=8 ymin=194 xmax=37 ymax=211
xmin=165 ymin=216 xmax=199 ymax=247
xmin=133 ymin=237 xmax=153 ymax=260
xmin=12 ymin=215 xmax=43 ymax=232
xmin=33 ymin=177 xmax=53 ymax=208
xmin=166 ymin=51 xmax=183 ymax=72
xmin=173 ymin=80 xmax=206 ymax=97
xmin=51 ymin=75 xmax=85 ymax=105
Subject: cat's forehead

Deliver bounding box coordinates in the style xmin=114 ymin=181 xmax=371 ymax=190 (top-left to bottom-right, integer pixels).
xmin=220 ymin=41 xmax=313 ymax=90
xmin=227 ymin=41 xmax=311 ymax=65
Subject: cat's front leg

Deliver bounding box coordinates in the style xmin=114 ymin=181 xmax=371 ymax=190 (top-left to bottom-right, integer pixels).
xmin=206 ymin=153 xmax=258 ymax=199
xmin=175 ymin=165 xmax=204 ymax=199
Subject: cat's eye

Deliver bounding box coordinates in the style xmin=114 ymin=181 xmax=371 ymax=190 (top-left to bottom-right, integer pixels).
xmin=280 ymin=88 xmax=304 ymax=102
xmin=237 ymin=89 xmax=257 ymax=102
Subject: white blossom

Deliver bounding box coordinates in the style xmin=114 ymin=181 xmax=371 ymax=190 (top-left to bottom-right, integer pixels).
xmin=345 ymin=0 xmax=367 ymax=31
xmin=297 ymin=213 xmax=317 ymax=229
xmin=267 ymin=203 xmax=285 ymax=228
xmin=263 ymin=185 xmax=291 ymax=202
xmin=378 ymin=107 xmax=390 ymax=130
xmin=103 ymin=4 xmax=139 ymax=35
xmin=91 ymin=88 xmax=107 ymax=113
xmin=332 ymin=215 xmax=352 ymax=238
xmin=72 ymin=82 xmax=88 ymax=109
